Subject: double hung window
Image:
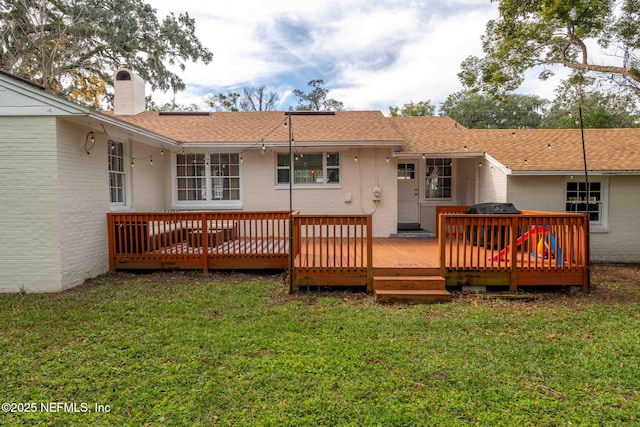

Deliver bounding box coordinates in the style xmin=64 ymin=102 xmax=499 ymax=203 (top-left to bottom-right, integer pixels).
xmin=176 ymin=153 xmax=241 ymax=205
xmin=108 ymin=141 xmax=126 ymax=205
xmin=425 ymin=158 xmax=452 ymax=199
xmin=276 ymin=152 xmax=340 ymax=185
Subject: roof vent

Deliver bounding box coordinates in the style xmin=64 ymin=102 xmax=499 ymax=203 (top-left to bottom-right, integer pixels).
xmin=114 ymin=68 xmax=145 ymax=116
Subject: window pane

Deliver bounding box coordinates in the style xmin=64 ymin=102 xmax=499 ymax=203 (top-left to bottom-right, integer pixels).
xmin=108 ymin=141 xmax=125 ymax=204
xmin=327 ymin=152 xmax=340 ymax=167
xmin=425 ymin=158 xmax=452 ymax=199
xmin=327 ymin=168 xmax=339 ymax=183
xmin=565 ymin=181 xmax=601 ymax=222
xmin=277 ymin=169 xmax=290 ymax=184
xmin=294 ymin=153 xmax=323 ymax=184
xmin=277 ymin=153 xmax=290 ymax=167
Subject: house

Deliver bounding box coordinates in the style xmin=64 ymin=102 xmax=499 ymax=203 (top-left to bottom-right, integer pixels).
xmin=391 ymin=120 xmax=640 ymax=263
xmin=0 ymin=68 xmax=637 ymax=293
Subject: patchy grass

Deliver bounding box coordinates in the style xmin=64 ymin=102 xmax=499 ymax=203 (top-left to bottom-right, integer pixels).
xmin=0 ymin=265 xmax=639 ymax=426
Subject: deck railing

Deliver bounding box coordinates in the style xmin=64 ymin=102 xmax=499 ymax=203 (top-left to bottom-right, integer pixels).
xmin=108 ymin=211 xmax=373 ymax=290
xmin=108 ymin=211 xmax=292 ymax=272
xmin=291 ymin=214 xmax=373 ymax=291
xmin=438 ymin=210 xmax=590 ymax=292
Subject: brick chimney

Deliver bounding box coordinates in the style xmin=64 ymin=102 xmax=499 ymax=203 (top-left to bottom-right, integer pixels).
xmin=113 ymin=69 xmax=145 ymax=115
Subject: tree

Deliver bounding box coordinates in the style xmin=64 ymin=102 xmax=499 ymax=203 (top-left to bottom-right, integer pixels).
xmin=459 ymin=0 xmax=640 ymax=96
xmin=240 ymin=86 xmax=279 ymax=111
xmin=0 ymin=0 xmax=212 ymax=108
xmin=389 ymin=100 xmax=435 ymax=116
xmin=440 ymin=91 xmax=548 ymax=128
xmin=540 ymin=76 xmax=639 ymax=128
xmin=203 ymin=92 xmax=241 ymax=112
xmin=292 ymin=79 xmax=344 ymax=111
xmin=146 ymin=97 xmax=198 ymax=112
xmin=203 ymin=86 xmax=280 ymax=112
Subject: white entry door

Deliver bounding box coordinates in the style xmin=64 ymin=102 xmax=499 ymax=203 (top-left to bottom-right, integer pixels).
xmin=397 ymin=161 xmax=419 ymax=224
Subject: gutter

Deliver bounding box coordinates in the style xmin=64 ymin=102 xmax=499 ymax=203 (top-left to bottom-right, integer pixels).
xmin=87 ymin=111 xmax=179 ymax=148
xmin=182 ymin=140 xmax=404 ymax=149
xmin=509 ymin=170 xmax=640 ymax=176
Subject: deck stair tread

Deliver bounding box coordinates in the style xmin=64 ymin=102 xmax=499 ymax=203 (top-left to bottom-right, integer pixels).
xmin=373 ymin=275 xmax=446 ymax=291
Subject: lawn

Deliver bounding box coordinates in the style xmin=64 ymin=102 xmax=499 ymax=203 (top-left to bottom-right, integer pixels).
xmin=1 ymin=265 xmax=639 ymax=426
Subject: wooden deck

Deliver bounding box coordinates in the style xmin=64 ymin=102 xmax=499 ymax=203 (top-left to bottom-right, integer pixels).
xmin=372 ymin=238 xmax=440 ymax=275
xmin=108 ymin=209 xmax=590 ymax=300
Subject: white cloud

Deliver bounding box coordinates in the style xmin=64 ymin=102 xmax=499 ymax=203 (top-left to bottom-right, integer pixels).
xmin=144 ymin=0 xmax=502 ymax=111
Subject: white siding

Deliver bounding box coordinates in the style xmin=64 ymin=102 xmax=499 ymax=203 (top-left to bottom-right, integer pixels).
xmin=590 ymin=176 xmax=640 ymax=262
xmin=507 ymin=175 xmax=640 ymax=263
xmin=0 ymin=117 xmax=63 ymax=292
xmin=242 ymin=148 xmax=397 ymax=237
xmin=129 ymin=141 xmax=169 ymax=211
xmin=56 ymin=119 xmax=111 ymax=290
xmin=507 ymin=175 xmax=565 ymax=211
xmin=477 ymin=160 xmax=508 ymax=203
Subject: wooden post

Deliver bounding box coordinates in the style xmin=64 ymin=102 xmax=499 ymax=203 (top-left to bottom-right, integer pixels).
xmin=107 ymin=213 xmax=115 ymax=272
xmin=509 ymin=215 xmax=518 ymax=291
xmin=201 ymin=212 xmax=209 ymax=274
xmin=438 ymin=214 xmax=447 ymax=278
xmin=366 ymin=214 xmax=373 ymax=293
xmin=583 ymin=214 xmax=591 ymax=293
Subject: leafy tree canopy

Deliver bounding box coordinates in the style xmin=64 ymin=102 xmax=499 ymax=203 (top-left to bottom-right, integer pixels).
xmin=389 ymin=100 xmax=435 ymax=116
xmin=540 ymin=75 xmax=639 ymax=127
xmin=440 ymin=91 xmax=548 ymax=128
xmin=204 ymin=86 xmax=280 ymax=112
xmin=292 ymin=79 xmax=344 ymax=111
xmin=0 ymin=0 xmax=212 ymax=108
xmin=203 ymin=92 xmax=241 ymax=112
xmin=146 ymin=97 xmax=198 ymax=112
xmin=459 ymin=0 xmax=640 ymax=96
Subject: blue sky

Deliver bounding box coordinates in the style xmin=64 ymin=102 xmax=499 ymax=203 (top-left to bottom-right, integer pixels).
xmin=146 ymin=0 xmax=569 ymax=113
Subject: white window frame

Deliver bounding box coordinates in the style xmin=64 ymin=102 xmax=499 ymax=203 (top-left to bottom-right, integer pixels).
xmin=108 ymin=140 xmax=131 ymax=210
xmin=172 ymin=151 xmax=242 ymax=209
xmin=275 ymin=152 xmax=341 ymax=188
xmin=565 ymin=177 xmax=609 ymax=230
xmin=423 ymin=157 xmax=455 ymax=202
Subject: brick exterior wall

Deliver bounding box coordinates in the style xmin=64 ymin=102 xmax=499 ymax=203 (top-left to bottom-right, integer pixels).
xmin=0 ymin=117 xmax=63 ymax=292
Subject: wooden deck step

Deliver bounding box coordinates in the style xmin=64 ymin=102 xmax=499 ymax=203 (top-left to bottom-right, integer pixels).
xmin=374 ymin=289 xmax=451 ymax=303
xmin=373 ymin=275 xmax=446 ymax=291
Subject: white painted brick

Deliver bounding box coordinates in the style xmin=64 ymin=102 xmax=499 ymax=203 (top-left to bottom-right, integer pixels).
xmin=241 ymin=148 xmax=397 ymax=237
xmin=0 ymin=117 xmax=63 ymax=292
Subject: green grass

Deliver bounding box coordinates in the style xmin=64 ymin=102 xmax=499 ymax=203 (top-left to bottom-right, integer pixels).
xmin=1 ymin=270 xmax=639 ymax=426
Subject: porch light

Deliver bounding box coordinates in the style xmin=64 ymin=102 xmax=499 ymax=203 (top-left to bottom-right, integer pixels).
xmin=386 ymin=157 xmax=390 ymax=162
xmin=422 ymin=153 xmax=426 ymax=159
xmin=150 ymin=157 xmax=153 ymax=165
xmin=354 ymin=156 xmax=358 ymax=162
xmin=160 ymin=147 xmax=164 ymax=155
xmin=478 ymin=162 xmax=482 ymax=167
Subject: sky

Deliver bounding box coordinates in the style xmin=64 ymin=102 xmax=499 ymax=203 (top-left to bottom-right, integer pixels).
xmin=145 ymin=0 xmax=569 ymax=114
